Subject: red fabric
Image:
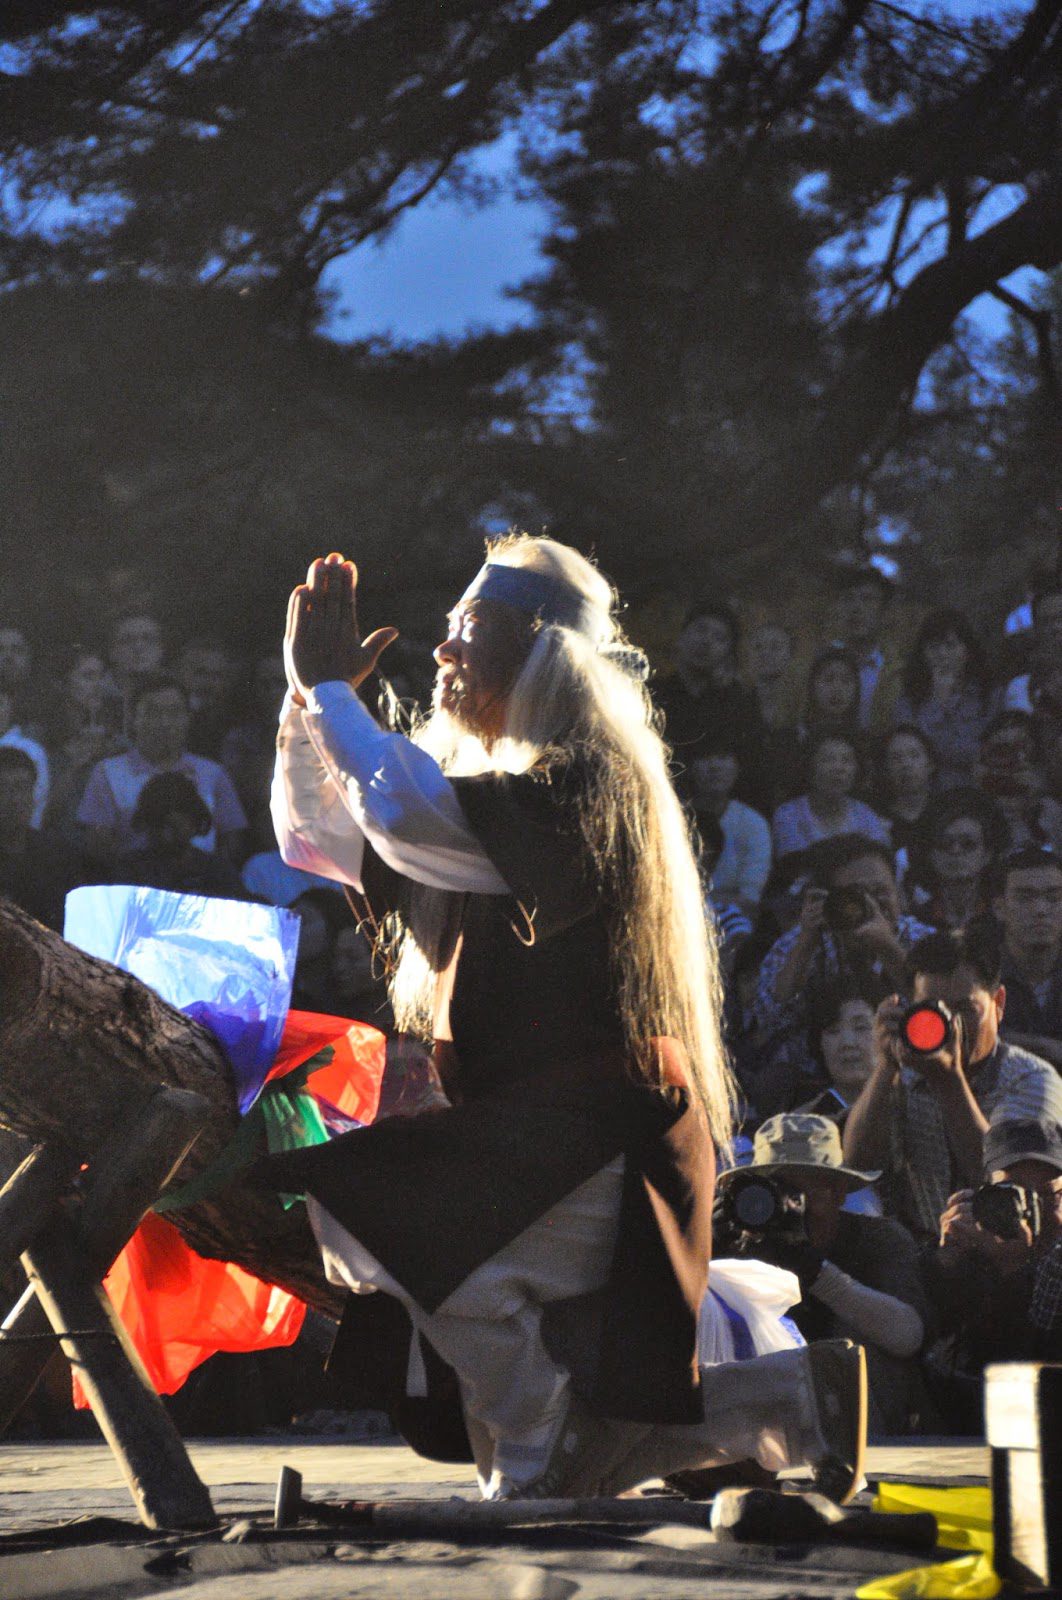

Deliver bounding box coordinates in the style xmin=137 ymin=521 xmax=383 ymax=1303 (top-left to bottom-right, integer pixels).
xmin=74 ymin=1011 xmax=387 ymax=1407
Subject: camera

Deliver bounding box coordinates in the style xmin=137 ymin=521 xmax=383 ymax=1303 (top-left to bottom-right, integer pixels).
xmin=971 ymin=1181 xmax=1042 ymax=1243
xmin=901 ymin=1000 xmax=954 ymax=1056
xmin=823 ymin=886 xmax=871 ymax=934
xmin=716 ymin=1171 xmax=808 ymax=1247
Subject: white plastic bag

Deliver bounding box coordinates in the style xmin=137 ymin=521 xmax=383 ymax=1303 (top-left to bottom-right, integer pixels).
xmin=698 ymin=1257 xmax=805 ymax=1367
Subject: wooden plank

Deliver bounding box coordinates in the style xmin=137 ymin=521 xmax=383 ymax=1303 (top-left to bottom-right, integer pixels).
xmin=0 ymin=1142 xmax=81 ymax=1280
xmin=985 ymin=1361 xmax=1062 ymax=1591
xmin=21 ymin=1211 xmax=216 ymax=1530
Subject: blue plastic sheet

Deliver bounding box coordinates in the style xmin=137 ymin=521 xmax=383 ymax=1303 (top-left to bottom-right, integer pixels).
xmin=64 ymin=886 xmax=300 ymax=1114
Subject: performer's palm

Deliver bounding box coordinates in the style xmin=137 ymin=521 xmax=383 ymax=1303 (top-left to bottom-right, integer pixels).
xmin=285 ymin=553 xmax=397 ymax=704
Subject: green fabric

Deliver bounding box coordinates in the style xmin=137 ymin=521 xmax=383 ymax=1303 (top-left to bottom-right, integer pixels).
xmin=155 ymin=1046 xmax=335 ymax=1215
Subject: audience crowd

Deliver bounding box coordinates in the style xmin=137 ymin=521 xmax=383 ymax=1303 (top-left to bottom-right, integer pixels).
xmin=3 ymin=560 xmax=1062 ymax=1437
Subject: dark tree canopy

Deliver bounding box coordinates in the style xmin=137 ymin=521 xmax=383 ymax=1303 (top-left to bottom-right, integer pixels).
xmin=2 ymin=0 xmax=1061 ymax=606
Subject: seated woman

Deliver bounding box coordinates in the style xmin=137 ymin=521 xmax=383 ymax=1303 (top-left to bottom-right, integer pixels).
xmin=906 ymin=787 xmax=1008 ymax=932
xmin=772 ymin=732 xmax=890 ymax=861
xmin=894 ymin=608 xmax=998 ymax=789
xmin=876 ymin=724 xmax=937 ymax=860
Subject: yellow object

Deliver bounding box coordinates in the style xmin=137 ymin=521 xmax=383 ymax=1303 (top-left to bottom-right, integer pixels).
xmin=855 ymin=1485 xmax=999 ymax=1600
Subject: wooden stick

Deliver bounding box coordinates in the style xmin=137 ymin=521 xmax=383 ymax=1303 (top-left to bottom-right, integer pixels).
xmin=22 ymin=1211 xmax=216 ymax=1530
xmin=0 ymin=1085 xmax=208 ymax=1433
xmin=0 ymin=1141 xmax=80 ymax=1280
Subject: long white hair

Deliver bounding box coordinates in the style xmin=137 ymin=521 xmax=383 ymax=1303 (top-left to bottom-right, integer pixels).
xmin=387 ymin=533 xmax=737 ymax=1151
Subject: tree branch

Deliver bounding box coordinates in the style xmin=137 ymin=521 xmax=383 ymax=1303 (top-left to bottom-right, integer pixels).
xmin=990 ymin=279 xmax=1062 ymax=409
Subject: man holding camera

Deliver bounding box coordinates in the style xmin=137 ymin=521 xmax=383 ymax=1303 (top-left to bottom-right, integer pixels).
xmin=924 ymin=1119 xmax=1062 ymax=1430
xmin=843 ymin=927 xmax=1062 ymax=1242
xmin=718 ymin=1113 xmax=928 ymax=1434
xmin=752 ymin=834 xmax=933 ymax=1100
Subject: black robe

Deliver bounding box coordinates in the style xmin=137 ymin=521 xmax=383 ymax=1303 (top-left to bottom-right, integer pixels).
xmin=263 ymin=758 xmax=716 ymax=1451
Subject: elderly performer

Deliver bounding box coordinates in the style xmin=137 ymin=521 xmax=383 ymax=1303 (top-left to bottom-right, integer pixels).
xmin=267 ymin=538 xmax=865 ymax=1501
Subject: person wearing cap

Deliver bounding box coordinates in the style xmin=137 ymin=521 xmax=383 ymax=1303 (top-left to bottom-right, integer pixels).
xmin=720 ymin=1114 xmax=928 ymax=1434
xmin=925 ymin=1118 xmax=1062 ymax=1430
xmin=264 ymin=537 xmax=867 ymax=1503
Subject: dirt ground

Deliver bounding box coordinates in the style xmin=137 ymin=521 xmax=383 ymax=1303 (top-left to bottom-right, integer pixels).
xmin=0 ymin=1436 xmax=990 ymax=1599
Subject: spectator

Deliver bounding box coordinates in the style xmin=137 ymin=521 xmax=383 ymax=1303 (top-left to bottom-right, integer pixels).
xmin=747 ymin=621 xmax=797 ymax=731
xmin=655 ymin=600 xmax=766 ymax=799
xmin=752 ymin=834 xmax=933 ymax=1092
xmin=994 ymin=846 xmax=1062 ymax=1072
xmin=828 ymin=567 xmax=899 ymax=731
xmin=843 ymin=925 xmax=1062 ymax=1242
xmin=799 ymin=646 xmax=863 ymax=747
xmin=720 ymin=1114 xmax=928 ymax=1434
xmin=330 ymin=921 xmax=394 ymax=1029
xmin=686 ymin=734 xmax=772 ymax=916
xmin=878 ymin=725 xmax=936 ymax=860
xmin=76 ymin=675 xmax=247 ymax=863
xmin=104 ymin=611 xmax=166 ymax=731
xmin=924 ymin=1118 xmax=1062 ymax=1430
xmin=221 ymin=653 xmax=290 ymax=818
xmin=118 ymin=772 xmax=247 ymax=898
xmin=0 ymin=747 xmax=83 ymax=931
xmin=893 ymin=608 xmax=997 ymax=789
xmin=1003 ymin=583 xmax=1062 ymax=714
xmin=42 ymin=646 xmax=126 ymax=840
xmin=772 ymin=732 xmax=889 ymax=859
xmin=0 ymin=623 xmax=45 ymax=736
xmin=176 ymin=636 xmax=237 ymax=761
xmin=906 ymin=788 xmax=1007 ymax=933
xmin=807 ymin=979 xmax=887 ymax=1110
xmin=0 ymin=688 xmax=49 ymax=829
xmin=976 ymin=709 xmax=1062 ymax=854
xmin=289 ymin=887 xmax=352 ymax=1011
xmin=240 ymin=803 xmax=345 ymax=907
xmin=694 ymin=810 xmax=753 ymax=982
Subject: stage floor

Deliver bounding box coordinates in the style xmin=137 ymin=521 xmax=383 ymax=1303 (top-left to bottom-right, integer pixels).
xmin=0 ymin=1436 xmax=991 ymax=1599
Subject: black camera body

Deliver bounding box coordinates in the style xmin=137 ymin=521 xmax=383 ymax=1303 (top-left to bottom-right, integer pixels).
xmin=823 ymin=886 xmax=871 ymax=935
xmin=971 ymin=1181 xmax=1042 ymax=1243
xmin=717 ymin=1171 xmax=808 ymax=1248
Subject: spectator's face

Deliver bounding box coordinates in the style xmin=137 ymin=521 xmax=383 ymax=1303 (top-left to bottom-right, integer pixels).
xmin=0 ymin=628 xmax=30 ymax=689
xmin=885 ymin=732 xmax=932 ymax=796
xmin=253 ymin=655 xmax=289 ymax=718
xmin=691 ymin=752 xmax=739 ymax=804
xmin=179 ymin=645 xmax=231 ymax=706
xmin=820 ymin=998 xmax=876 ymax=1100
xmin=0 ymin=766 xmax=36 ymax=835
xmin=749 ymin=624 xmax=791 ymax=682
xmin=829 ymin=853 xmax=900 ymax=927
xmin=676 ymin=614 xmax=733 ymax=675
xmin=810 ymin=737 xmax=858 ymax=799
xmin=911 ymin=964 xmax=1003 ymax=1066
xmin=835 ymin=582 xmax=885 ymax=647
xmin=132 ymin=688 xmax=189 ymax=762
xmin=923 ymin=628 xmax=968 ymax=680
xmin=988 ymin=1160 xmax=1062 ymax=1246
xmin=930 ymin=816 xmax=990 ymax=885
xmin=154 ymin=806 xmax=200 ymax=853
xmin=779 ymin=1169 xmax=847 ymax=1249
xmin=66 ymin=652 xmax=107 ymax=714
xmin=997 ymin=865 xmax=1062 ymax=952
xmin=433 ymin=598 xmax=530 ymax=742
xmin=109 ymin=615 xmax=164 ymax=676
xmin=811 ymin=659 xmax=857 ymax=719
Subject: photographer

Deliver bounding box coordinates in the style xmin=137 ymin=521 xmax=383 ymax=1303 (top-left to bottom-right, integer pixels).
xmin=717 ymin=1114 xmax=928 ymax=1434
xmin=843 ymin=926 xmax=1062 ymax=1242
xmin=752 ymin=833 xmax=933 ymax=1087
xmin=924 ymin=1119 xmax=1062 ymax=1432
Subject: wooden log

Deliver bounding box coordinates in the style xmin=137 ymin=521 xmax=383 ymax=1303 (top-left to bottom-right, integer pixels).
xmin=22 ymin=1212 xmax=217 ymax=1529
xmin=0 ymin=898 xmax=339 ymax=1315
xmin=0 ymin=1142 xmax=81 ymax=1280
xmin=0 ymin=1085 xmax=212 ymax=1431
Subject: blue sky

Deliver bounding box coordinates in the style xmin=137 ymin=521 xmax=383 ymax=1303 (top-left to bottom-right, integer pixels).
xmin=320 ymin=0 xmax=1037 ymax=350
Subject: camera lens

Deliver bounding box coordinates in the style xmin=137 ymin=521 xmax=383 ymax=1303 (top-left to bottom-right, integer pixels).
xmin=902 ymin=1001 xmax=952 ymax=1055
xmin=730 ymin=1176 xmax=779 ymax=1230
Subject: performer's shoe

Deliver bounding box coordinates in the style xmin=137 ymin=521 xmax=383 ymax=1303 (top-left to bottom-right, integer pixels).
xmin=804 ymin=1339 xmax=867 ymax=1506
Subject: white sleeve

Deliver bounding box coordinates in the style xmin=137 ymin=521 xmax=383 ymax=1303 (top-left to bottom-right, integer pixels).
xmin=271 ymin=691 xmax=368 ymax=889
xmin=273 ymin=682 xmax=510 ymax=895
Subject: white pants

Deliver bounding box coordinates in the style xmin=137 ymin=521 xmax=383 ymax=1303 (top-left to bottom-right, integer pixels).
xmin=309 ymin=1159 xmax=822 ymax=1495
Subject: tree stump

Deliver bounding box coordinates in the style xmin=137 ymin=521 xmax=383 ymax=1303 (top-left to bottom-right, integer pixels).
xmin=0 ymin=898 xmax=340 ymax=1315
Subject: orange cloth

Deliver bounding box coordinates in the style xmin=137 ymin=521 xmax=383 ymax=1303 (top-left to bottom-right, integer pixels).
xmin=74 ymin=1011 xmax=386 ymax=1406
